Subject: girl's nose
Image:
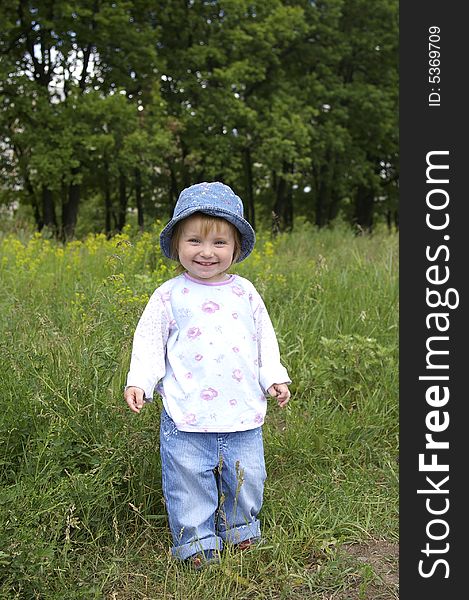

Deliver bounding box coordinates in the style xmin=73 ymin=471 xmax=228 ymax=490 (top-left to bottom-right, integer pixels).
xmin=199 ymin=244 xmax=213 ymax=257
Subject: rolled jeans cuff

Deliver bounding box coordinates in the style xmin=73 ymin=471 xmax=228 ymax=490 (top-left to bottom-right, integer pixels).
xmin=172 ymin=536 xmax=224 ymax=561
xmin=219 ymin=520 xmax=261 ymax=545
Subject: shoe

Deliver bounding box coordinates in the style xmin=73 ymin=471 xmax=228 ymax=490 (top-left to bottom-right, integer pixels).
xmin=235 ymin=537 xmax=262 ymax=551
xmin=186 ymin=549 xmax=221 ymax=570
xmin=236 ymin=539 xmax=253 ymax=551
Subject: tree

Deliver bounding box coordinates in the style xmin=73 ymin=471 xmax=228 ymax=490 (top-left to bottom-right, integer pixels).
xmin=1 ymin=0 xmax=399 ymax=236
xmin=0 ymin=0 xmax=162 ymax=237
xmin=336 ymin=0 xmax=398 ymax=229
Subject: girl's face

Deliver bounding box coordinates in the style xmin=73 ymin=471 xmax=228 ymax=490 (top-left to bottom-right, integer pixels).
xmin=177 ymin=215 xmax=236 ymax=282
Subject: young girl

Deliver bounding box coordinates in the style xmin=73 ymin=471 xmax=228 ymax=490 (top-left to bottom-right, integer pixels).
xmin=124 ymin=181 xmax=291 ymax=568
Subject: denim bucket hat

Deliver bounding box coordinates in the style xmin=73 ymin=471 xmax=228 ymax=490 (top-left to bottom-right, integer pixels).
xmin=159 ymin=182 xmax=256 ymax=262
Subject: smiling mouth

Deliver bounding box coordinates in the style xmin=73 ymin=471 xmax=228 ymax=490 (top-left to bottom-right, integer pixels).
xmin=195 ymin=261 xmax=217 ymax=267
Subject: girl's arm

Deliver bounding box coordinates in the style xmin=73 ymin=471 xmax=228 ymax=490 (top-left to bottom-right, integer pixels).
xmin=125 ymin=291 xmax=170 ymax=405
xmin=253 ymin=292 xmax=291 ymax=395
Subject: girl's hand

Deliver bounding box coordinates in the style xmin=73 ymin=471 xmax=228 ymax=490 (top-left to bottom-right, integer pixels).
xmin=267 ymin=383 xmax=291 ymax=408
xmin=124 ymin=386 xmax=145 ymax=413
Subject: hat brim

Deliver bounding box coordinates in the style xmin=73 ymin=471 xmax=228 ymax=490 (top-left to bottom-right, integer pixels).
xmin=160 ymin=205 xmax=255 ymax=263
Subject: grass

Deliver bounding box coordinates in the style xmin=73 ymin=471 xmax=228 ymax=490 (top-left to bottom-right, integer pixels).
xmin=0 ymin=219 xmax=398 ymax=599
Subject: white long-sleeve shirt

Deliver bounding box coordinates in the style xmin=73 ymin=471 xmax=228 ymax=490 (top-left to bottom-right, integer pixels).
xmin=126 ymin=272 xmax=290 ymax=432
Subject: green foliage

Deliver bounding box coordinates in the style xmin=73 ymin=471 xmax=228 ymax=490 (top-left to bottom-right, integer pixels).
xmin=0 ymin=0 xmax=398 ymax=236
xmin=314 ymin=334 xmax=395 ymax=410
xmin=0 ymin=223 xmax=398 ymax=597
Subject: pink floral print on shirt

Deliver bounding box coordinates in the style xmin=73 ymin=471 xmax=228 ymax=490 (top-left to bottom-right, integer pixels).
xmin=232 ymin=369 xmax=243 ymax=382
xmin=200 ymin=387 xmax=218 ymax=401
xmin=187 ymin=327 xmax=201 ymax=339
xmin=195 ymin=354 xmax=203 ymax=361
xmin=202 ymin=301 xmax=220 ymax=313
xmin=232 ymin=285 xmax=245 ymax=297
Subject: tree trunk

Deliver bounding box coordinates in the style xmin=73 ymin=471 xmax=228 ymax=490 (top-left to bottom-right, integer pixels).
xmin=285 ymin=183 xmax=293 ymax=230
xmin=135 ymin=167 xmax=144 ymax=232
xmin=62 ymin=169 xmax=81 ymax=240
xmin=243 ymin=148 xmax=255 ymax=229
xmin=272 ymin=171 xmax=284 ymax=233
xmin=327 ymin=193 xmax=341 ymax=223
xmin=117 ymin=170 xmax=127 ymax=231
xmin=169 ymin=162 xmax=180 ymax=217
xmin=314 ymin=157 xmax=334 ymax=228
xmin=273 ymin=177 xmax=285 ymax=230
xmin=272 ymin=165 xmax=293 ymax=232
xmin=386 ymin=209 xmax=392 ymax=231
xmin=180 ymin=140 xmax=190 ymax=189
xmin=314 ymin=182 xmax=325 ymax=228
xmin=104 ymin=162 xmax=112 ymax=237
xmin=42 ymin=186 xmax=57 ymax=233
xmin=24 ymin=176 xmax=43 ymax=231
xmin=354 ymin=185 xmax=374 ymax=231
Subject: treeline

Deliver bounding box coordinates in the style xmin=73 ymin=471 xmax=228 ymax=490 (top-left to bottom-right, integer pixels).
xmin=0 ymin=0 xmax=398 ymax=238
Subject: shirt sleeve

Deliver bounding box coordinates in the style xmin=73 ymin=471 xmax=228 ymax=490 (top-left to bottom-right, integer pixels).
xmin=252 ymin=291 xmax=291 ymax=392
xmin=125 ymin=290 xmax=170 ymax=400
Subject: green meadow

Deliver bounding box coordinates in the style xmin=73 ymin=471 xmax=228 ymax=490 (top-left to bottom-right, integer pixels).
xmin=0 ymin=221 xmax=398 ymax=599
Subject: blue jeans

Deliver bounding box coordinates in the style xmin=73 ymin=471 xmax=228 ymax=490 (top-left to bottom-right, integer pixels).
xmin=159 ymin=409 xmax=267 ymax=560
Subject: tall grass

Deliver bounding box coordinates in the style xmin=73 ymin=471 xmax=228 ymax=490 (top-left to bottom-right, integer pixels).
xmin=0 ymin=220 xmax=398 ymax=599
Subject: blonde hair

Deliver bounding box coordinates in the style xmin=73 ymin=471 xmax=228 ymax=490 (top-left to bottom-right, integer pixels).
xmin=169 ymin=212 xmax=242 ymax=265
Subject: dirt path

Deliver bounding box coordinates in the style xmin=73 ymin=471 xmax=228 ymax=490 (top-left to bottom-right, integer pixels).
xmin=335 ymin=539 xmax=399 ymax=600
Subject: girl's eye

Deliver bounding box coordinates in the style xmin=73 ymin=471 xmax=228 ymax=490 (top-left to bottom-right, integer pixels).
xmin=188 ymin=238 xmax=200 ymax=243
xmin=215 ymin=240 xmax=227 ymax=245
